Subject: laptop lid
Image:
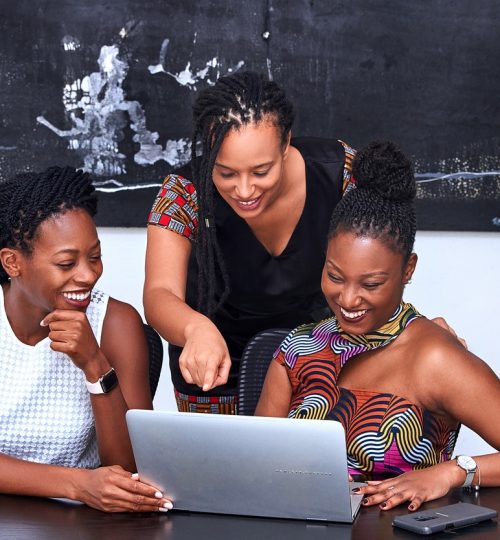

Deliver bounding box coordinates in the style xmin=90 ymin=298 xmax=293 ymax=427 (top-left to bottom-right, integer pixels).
xmin=127 ymin=410 xmax=362 ymax=522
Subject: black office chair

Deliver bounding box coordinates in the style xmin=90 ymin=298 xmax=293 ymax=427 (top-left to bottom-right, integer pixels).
xmin=237 ymin=328 xmax=291 ymax=416
xmin=143 ymin=324 xmax=164 ymax=399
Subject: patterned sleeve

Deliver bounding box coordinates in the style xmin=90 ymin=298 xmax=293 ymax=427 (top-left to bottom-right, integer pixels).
xmin=339 ymin=140 xmax=357 ymax=195
xmin=147 ymin=174 xmax=199 ymax=241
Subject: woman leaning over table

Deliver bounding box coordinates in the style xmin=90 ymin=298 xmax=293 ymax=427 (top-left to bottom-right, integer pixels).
xmin=143 ymin=70 xmax=460 ymax=414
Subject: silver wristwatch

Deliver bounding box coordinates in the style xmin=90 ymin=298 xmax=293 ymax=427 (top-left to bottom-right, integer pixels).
xmin=456 ymin=455 xmax=477 ymax=488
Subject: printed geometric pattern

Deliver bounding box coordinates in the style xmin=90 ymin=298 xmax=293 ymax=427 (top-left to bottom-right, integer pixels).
xmin=275 ymin=302 xmax=458 ymax=479
xmin=175 ymin=390 xmax=237 ymax=415
xmin=339 ymin=140 xmax=356 ymax=194
xmin=148 ymin=174 xmax=199 ymax=241
xmin=0 ymin=288 xmax=109 ymax=469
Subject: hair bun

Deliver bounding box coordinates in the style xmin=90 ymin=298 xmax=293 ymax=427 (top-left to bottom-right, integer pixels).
xmin=352 ymin=141 xmax=415 ymax=202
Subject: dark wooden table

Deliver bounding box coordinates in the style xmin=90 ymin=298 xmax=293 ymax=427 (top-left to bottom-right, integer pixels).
xmin=0 ymin=488 xmax=498 ymax=539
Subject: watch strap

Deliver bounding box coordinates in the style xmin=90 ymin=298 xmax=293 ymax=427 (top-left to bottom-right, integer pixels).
xmin=456 ymin=455 xmax=477 ymax=488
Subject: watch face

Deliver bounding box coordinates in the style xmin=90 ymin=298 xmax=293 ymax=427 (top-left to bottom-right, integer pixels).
xmin=457 ymin=455 xmax=476 ymax=471
xmin=101 ymin=369 xmax=118 ymax=393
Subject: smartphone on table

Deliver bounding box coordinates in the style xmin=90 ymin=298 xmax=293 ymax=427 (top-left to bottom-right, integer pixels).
xmin=392 ymin=502 xmax=497 ymax=535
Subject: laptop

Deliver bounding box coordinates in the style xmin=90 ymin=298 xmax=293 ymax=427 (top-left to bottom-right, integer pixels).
xmin=126 ymin=410 xmax=363 ymax=522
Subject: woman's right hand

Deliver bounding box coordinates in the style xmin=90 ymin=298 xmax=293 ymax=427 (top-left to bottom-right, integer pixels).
xmin=76 ymin=466 xmax=173 ymax=513
xmin=180 ymin=321 xmax=232 ymax=391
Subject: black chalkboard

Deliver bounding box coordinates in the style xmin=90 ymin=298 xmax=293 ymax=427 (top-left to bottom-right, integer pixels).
xmin=1 ymin=0 xmax=499 ymax=230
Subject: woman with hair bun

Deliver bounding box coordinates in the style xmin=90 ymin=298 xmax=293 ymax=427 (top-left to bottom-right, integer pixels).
xmin=0 ymin=166 xmax=172 ymax=512
xmin=256 ymin=141 xmax=500 ymax=510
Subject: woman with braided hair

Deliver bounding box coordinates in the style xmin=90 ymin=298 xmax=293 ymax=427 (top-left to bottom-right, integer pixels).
xmin=0 ymin=166 xmax=172 ymax=512
xmin=145 ymin=70 xmax=356 ymax=413
xmin=256 ymin=141 xmax=500 ymax=510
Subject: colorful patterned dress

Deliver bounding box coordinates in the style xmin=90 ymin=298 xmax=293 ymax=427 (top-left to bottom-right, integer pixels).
xmin=275 ymin=303 xmax=459 ymax=479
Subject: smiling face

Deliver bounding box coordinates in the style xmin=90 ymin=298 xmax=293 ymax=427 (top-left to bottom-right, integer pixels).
xmin=321 ymin=231 xmax=417 ymax=334
xmin=211 ymin=119 xmax=290 ymax=219
xmin=13 ymin=209 xmax=103 ymax=315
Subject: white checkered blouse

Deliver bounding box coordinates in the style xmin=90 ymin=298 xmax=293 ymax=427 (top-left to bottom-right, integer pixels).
xmin=0 ymin=287 xmax=109 ymax=469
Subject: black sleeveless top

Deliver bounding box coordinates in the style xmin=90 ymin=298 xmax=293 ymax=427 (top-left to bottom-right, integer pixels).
xmin=152 ymin=137 xmax=353 ymax=396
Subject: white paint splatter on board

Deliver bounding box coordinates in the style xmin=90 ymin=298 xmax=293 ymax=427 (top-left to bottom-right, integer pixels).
xmin=36 ymin=33 xmax=245 ymax=186
xmin=37 ymin=43 xmax=190 ymax=176
xmin=62 ymin=35 xmax=81 ymax=51
xmin=148 ymin=37 xmax=244 ymax=90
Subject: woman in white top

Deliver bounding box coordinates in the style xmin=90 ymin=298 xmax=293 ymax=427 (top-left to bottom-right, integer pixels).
xmin=0 ymin=166 xmax=172 ymax=513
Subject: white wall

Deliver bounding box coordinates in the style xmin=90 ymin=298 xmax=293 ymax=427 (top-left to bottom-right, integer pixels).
xmin=97 ymin=228 xmax=500 ymax=456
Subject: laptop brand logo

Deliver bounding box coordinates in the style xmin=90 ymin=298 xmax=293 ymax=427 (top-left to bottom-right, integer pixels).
xmin=275 ymin=469 xmax=333 ymax=476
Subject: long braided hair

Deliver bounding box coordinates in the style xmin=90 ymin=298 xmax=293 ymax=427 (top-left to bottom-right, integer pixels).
xmin=328 ymin=141 xmax=417 ymax=261
xmin=0 ymin=166 xmax=97 ymax=283
xmin=191 ymin=71 xmax=295 ymax=316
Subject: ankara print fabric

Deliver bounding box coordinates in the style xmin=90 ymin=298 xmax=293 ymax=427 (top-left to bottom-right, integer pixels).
xmin=275 ymin=302 xmax=458 ymax=479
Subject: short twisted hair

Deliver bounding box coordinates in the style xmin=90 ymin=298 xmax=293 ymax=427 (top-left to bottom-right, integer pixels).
xmin=328 ymin=141 xmax=416 ymax=261
xmin=192 ymin=71 xmax=295 ymax=316
xmin=0 ymin=166 xmax=97 ymax=283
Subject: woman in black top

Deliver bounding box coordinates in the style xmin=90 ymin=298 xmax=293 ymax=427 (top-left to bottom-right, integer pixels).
xmin=144 ymin=71 xmax=455 ymax=413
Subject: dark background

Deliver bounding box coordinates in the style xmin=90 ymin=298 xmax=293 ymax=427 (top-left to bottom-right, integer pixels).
xmin=1 ymin=0 xmax=499 ymax=229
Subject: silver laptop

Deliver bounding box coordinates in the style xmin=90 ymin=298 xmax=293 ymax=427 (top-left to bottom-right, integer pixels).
xmin=126 ymin=410 xmax=364 ymax=523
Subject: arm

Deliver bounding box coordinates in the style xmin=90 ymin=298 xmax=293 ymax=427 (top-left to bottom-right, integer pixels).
xmin=0 ymin=453 xmax=171 ymax=512
xmin=93 ymin=299 xmax=152 ymax=470
xmin=143 ymin=225 xmax=231 ymax=391
xmin=255 ymin=360 xmax=292 ymax=417
xmin=360 ymin=338 xmax=500 ymax=511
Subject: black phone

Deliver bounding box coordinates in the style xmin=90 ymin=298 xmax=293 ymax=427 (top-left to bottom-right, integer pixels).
xmin=392 ymin=502 xmax=497 ymax=535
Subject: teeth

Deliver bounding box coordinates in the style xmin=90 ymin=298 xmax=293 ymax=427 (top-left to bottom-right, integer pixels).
xmin=63 ymin=291 xmax=91 ymax=301
xmin=238 ymin=198 xmax=259 ymax=206
xmin=340 ymin=307 xmax=367 ymax=319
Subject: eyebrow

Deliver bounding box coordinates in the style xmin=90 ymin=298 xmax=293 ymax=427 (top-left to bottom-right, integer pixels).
xmin=326 ymin=261 xmax=389 ymax=278
xmin=214 ymin=160 xmax=274 ymax=170
xmin=53 ymin=241 xmax=101 ymax=255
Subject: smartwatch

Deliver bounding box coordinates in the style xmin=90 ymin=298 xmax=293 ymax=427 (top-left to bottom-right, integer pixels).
xmin=85 ymin=367 xmax=118 ymax=395
xmin=456 ymin=455 xmax=477 ymax=488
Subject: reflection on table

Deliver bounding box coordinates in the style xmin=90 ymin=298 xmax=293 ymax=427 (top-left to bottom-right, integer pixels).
xmin=0 ymin=488 xmax=498 ymax=540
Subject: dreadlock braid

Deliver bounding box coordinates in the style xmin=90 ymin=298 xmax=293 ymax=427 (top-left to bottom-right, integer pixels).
xmin=191 ymin=71 xmax=295 ymax=316
xmin=328 ymin=141 xmax=417 ymax=261
xmin=0 ymin=166 xmax=97 ymax=283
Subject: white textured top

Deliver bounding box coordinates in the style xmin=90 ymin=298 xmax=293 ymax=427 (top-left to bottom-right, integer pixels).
xmin=0 ymin=287 xmax=109 ymax=469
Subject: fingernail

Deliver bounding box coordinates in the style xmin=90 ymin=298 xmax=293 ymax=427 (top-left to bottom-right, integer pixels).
xmin=380 ymin=502 xmax=387 ymax=509
xmin=40 ymin=319 xmax=47 ymax=327
xmin=155 ymin=491 xmax=163 ymax=499
xmin=159 ymin=507 xmax=169 ymax=513
xmin=409 ymin=504 xmax=415 ymax=511
xmin=163 ymin=501 xmax=173 ymax=509
xmin=131 ymin=473 xmax=139 ymax=479
xmin=362 ymin=498 xmax=369 ymax=505
xmin=352 ymin=487 xmax=360 ymax=493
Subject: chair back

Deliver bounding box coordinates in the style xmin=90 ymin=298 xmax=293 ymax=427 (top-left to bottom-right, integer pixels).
xmin=237 ymin=328 xmax=290 ymax=416
xmin=143 ymin=324 xmax=163 ymax=399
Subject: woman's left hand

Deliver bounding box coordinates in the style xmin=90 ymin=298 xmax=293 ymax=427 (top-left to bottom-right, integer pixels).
xmin=431 ymin=317 xmax=467 ymax=349
xmin=355 ymin=465 xmax=456 ymax=511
